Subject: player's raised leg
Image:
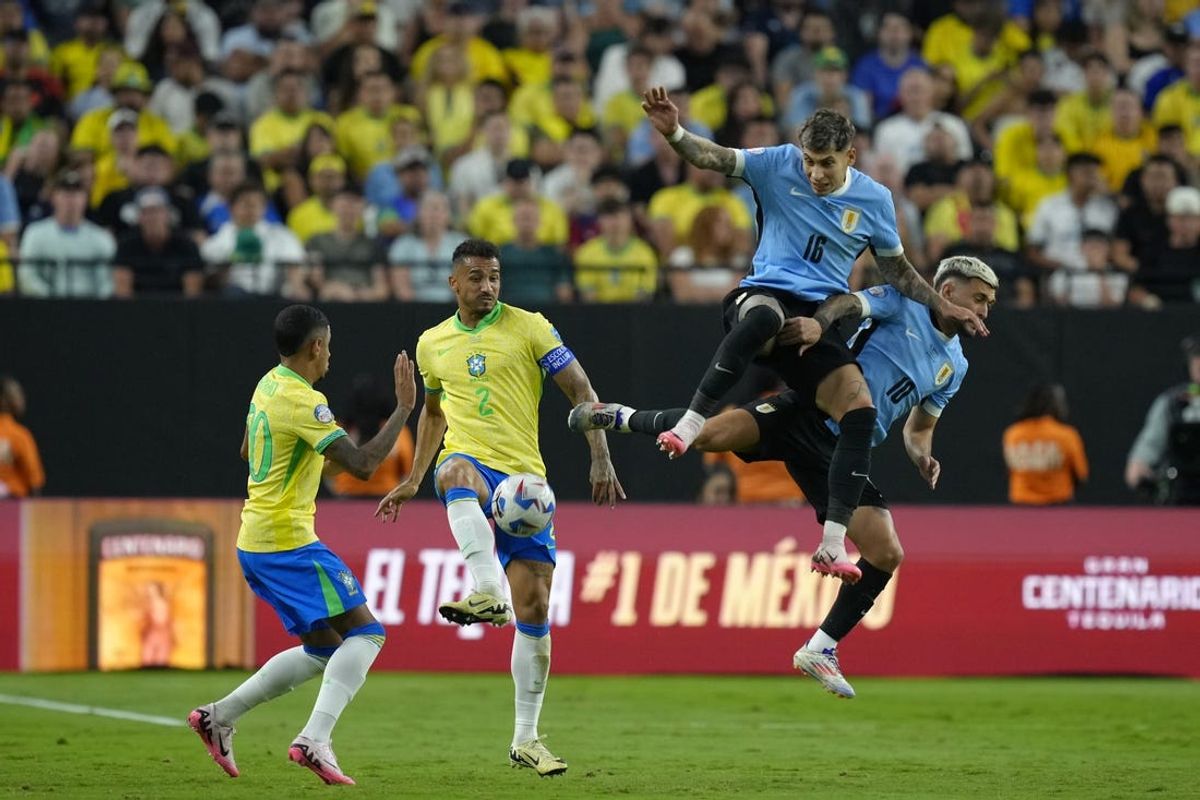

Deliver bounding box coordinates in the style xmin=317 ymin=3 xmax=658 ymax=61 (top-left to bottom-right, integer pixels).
xmin=794 ymin=506 xmax=902 ymax=698
xmin=809 ymin=364 xmax=878 ymax=582
xmin=657 ymin=297 xmax=785 ymax=458
xmin=505 ymin=558 xmax=566 ymax=777
xmin=434 ymin=457 xmax=511 ymax=626
xmin=289 ymin=604 xmax=387 ymax=786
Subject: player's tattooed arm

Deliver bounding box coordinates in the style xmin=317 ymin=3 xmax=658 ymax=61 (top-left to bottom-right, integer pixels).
xmin=326 ymin=352 xmax=417 ymax=481
xmin=776 ymin=294 xmax=863 ymax=352
xmin=670 ymin=129 xmax=738 ymax=174
xmin=552 ymin=360 xmax=627 ymax=507
xmin=875 ymin=252 xmax=989 ymax=336
xmin=873 ymin=252 xmax=945 ymax=310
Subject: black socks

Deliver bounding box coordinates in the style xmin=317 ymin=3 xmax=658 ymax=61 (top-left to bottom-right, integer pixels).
xmin=824 ymin=406 xmax=877 ymax=527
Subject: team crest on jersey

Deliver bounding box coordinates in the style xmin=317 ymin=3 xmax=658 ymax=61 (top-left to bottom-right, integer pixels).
xmin=867 ymin=285 xmax=887 ymax=297
xmin=313 ymin=404 xmax=334 ymax=424
xmin=934 ymin=362 xmax=954 ymax=386
xmin=337 ymin=571 xmax=358 ymax=596
xmin=840 ymin=207 xmax=862 ymax=234
xmin=467 ymin=353 xmax=487 ymax=377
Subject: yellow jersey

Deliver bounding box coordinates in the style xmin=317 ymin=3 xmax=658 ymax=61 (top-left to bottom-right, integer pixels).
xmin=416 ymin=303 xmax=569 ymax=477
xmin=335 ymin=104 xmax=423 ymax=180
xmin=238 ymin=365 xmax=347 ymax=553
xmin=603 ymin=90 xmax=647 ymax=135
xmin=70 ymin=107 xmax=177 ymax=159
xmin=287 ymin=196 xmax=336 ymax=243
xmin=411 ymin=36 xmax=509 ymax=85
xmin=1094 ymin=126 xmax=1156 ymax=191
xmin=1054 ymin=91 xmax=1113 ymax=153
xmin=647 ymin=184 xmax=753 ymax=241
xmin=573 ymin=236 xmax=659 ymax=303
xmin=467 ymin=193 xmax=568 ymax=246
xmin=1152 ymin=79 xmax=1200 ymax=154
xmin=1004 ymin=168 xmax=1066 ymax=225
xmin=50 ymin=39 xmax=103 ymax=99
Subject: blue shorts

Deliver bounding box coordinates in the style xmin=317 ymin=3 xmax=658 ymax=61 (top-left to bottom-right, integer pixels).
xmin=434 ymin=452 xmax=557 ymax=570
xmin=238 ymin=541 xmax=367 ymax=636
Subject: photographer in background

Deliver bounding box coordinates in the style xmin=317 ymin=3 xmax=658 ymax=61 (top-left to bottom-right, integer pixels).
xmin=1125 ymin=335 xmax=1200 ymax=505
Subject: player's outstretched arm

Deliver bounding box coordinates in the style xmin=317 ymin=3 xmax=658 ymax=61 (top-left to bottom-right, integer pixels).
xmin=552 ymin=360 xmax=626 ymax=507
xmin=641 ymin=86 xmax=737 ymax=174
xmin=325 ymin=352 xmax=416 ymax=481
xmin=376 ymin=393 xmax=448 ymax=521
xmin=874 ymin=253 xmax=989 ymax=337
xmin=903 ymin=407 xmax=941 ymax=490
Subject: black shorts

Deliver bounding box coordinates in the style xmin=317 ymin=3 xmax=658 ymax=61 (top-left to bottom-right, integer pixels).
xmin=722 ymin=287 xmax=857 ymax=397
xmin=733 ymin=390 xmax=887 ymax=524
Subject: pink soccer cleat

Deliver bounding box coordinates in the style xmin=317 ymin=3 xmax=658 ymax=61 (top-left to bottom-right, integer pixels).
xmin=187 ymin=704 xmax=239 ymax=778
xmin=656 ymin=431 xmax=688 ymax=459
xmin=793 ymin=647 xmax=857 ymax=698
xmin=811 ymin=545 xmax=862 ymax=583
xmin=289 ymin=736 xmax=356 ymax=786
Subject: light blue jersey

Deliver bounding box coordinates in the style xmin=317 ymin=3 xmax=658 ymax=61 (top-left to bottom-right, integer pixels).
xmin=731 ymin=145 xmax=903 ymax=302
xmin=828 ymin=285 xmax=969 ymax=446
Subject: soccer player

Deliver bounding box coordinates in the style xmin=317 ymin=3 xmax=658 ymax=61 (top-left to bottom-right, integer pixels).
xmin=570 ymin=256 xmax=998 ymax=698
xmin=189 ymin=304 xmax=416 ymax=786
xmin=375 ymin=238 xmax=623 ymax=777
xmin=640 ymin=86 xmax=987 ymax=582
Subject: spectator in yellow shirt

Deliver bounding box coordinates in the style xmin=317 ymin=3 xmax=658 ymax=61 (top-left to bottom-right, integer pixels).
xmin=574 ymin=199 xmax=658 ymax=303
xmin=410 ymin=2 xmax=508 ymax=87
xmin=1005 ymin=133 xmax=1067 ymax=226
xmin=467 ymin=158 xmax=567 ymax=246
xmin=419 ymin=44 xmax=476 ymax=157
xmin=994 ymin=88 xmax=1060 ymax=184
xmin=533 ymin=77 xmax=596 ymax=143
xmin=334 ymin=71 xmax=422 ymax=181
xmin=646 ymin=163 xmax=752 ymax=257
xmin=1152 ymin=42 xmax=1200 ymax=155
xmin=70 ymin=62 xmax=177 ymax=160
xmin=0 ymin=0 xmax=49 ymax=71
xmin=49 ymin=3 xmax=108 ymax=100
xmin=1095 ymin=88 xmax=1157 ymax=192
xmin=287 ymin=154 xmax=347 ymax=244
xmin=602 ymin=45 xmax=653 ymax=144
xmin=1054 ymin=52 xmax=1114 ymax=154
xmin=925 ymin=159 xmax=1020 ymax=262
xmin=690 ymin=54 xmax=756 ymax=133
xmin=90 ymin=109 xmax=140 ymax=207
xmin=502 ymin=6 xmax=555 ymax=87
xmin=510 ymin=49 xmax=587 ymax=130
xmin=249 ymin=69 xmax=335 ymax=191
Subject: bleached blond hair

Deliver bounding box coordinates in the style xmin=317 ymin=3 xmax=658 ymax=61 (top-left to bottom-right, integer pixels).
xmin=933 ymin=255 xmax=999 ymax=290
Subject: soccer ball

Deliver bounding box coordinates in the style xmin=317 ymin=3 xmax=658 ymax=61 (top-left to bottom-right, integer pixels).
xmin=491 ymin=473 xmax=556 ymax=537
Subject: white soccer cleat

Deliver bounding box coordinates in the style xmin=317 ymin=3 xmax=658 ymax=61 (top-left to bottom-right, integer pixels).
xmin=187 ymin=704 xmax=239 ymax=777
xmin=793 ymin=647 xmax=856 ymax=699
xmin=288 ymin=735 xmax=356 ymax=785
xmin=567 ymin=402 xmax=627 ymax=433
xmin=510 ymin=737 xmax=568 ymax=777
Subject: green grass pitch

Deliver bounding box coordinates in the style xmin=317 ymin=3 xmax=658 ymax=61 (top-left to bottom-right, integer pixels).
xmin=0 ymin=672 xmax=1196 ymax=799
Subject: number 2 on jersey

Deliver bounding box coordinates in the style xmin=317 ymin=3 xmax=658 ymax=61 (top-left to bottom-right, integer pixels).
xmin=803 ymin=233 xmax=826 ymax=264
xmin=474 ymin=387 xmax=495 ymax=417
xmin=246 ymin=403 xmax=273 ymax=482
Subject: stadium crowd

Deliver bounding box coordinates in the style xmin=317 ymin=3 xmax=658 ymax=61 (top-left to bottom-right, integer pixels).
xmin=0 ymin=0 xmax=1197 ymax=306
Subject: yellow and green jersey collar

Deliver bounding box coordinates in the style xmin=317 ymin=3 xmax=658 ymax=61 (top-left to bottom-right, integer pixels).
xmin=453 ymin=302 xmax=505 ymax=333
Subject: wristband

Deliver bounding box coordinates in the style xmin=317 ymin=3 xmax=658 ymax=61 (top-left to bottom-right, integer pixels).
xmin=667 ymin=126 xmax=685 ymax=143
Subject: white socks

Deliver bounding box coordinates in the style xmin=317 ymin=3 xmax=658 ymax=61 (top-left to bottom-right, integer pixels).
xmin=806 ymin=629 xmax=839 ymax=653
xmin=299 ymin=635 xmax=383 ymax=743
xmin=511 ymin=631 xmax=551 ymax=747
xmin=212 ymin=646 xmax=327 ymax=725
xmin=447 ymin=498 xmax=503 ymax=597
xmin=614 ymin=405 xmax=636 ymax=432
xmin=670 ymin=410 xmax=707 ymax=447
xmin=820 ymin=520 xmax=849 ymax=554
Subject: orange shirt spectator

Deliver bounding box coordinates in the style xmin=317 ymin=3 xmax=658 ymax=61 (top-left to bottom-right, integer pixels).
xmin=0 ymin=377 xmax=44 ymax=497
xmin=1002 ymin=384 xmax=1088 ymax=505
xmin=704 ymin=450 xmax=806 ymax=505
xmin=331 ymin=425 xmax=415 ymax=497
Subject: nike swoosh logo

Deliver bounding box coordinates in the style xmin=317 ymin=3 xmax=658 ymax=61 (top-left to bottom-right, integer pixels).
xmin=438 ymin=348 xmax=453 ymax=355
xmin=905 ymin=329 xmax=921 ymax=340
xmin=714 ymin=363 xmax=734 ymax=374
xmin=851 ymin=471 xmax=869 ymax=478
xmin=789 ymin=187 xmax=806 ymax=196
